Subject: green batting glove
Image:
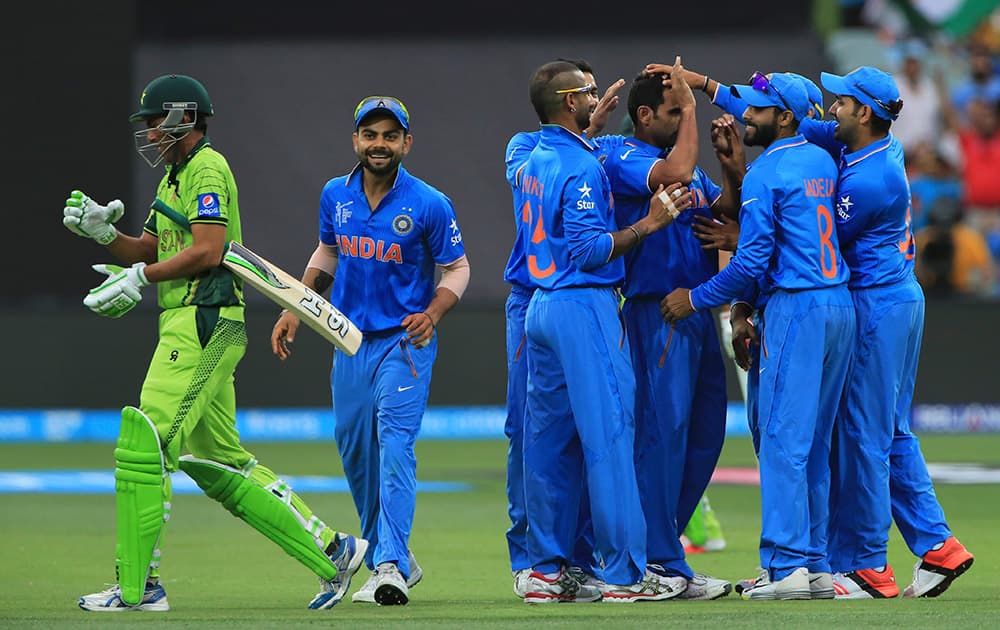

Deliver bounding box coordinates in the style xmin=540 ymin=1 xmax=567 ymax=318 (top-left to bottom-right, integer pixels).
xmin=83 ymin=262 xmax=149 ymax=318
xmin=63 ymin=190 xmax=125 ymax=245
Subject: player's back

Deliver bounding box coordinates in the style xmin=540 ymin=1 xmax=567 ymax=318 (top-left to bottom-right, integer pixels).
xmin=750 ymin=137 xmax=849 ymax=292
xmin=521 ymin=126 xmax=623 ymax=290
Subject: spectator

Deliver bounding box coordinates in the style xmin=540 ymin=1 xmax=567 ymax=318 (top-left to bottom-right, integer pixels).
xmin=914 ymin=196 xmax=994 ymax=296
xmin=953 ymin=98 xmax=1000 ymax=241
xmin=950 ymin=44 xmax=1000 ymax=119
xmin=906 ymin=143 xmax=962 ymax=233
xmin=892 ymin=39 xmax=946 ymax=157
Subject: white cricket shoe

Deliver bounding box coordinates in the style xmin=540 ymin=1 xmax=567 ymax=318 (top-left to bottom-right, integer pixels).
xmin=809 ymin=571 xmax=835 ymax=599
xmin=79 ymin=582 xmax=169 ymax=612
xmin=524 ymin=566 xmax=602 ymax=603
xmin=603 ymin=570 xmax=687 ymax=603
xmin=568 ymin=565 xmax=605 ymax=592
xmin=513 ymin=568 xmax=532 ymax=598
xmin=675 ymin=573 xmax=732 ymax=600
xmin=374 ymin=562 xmax=409 ymax=605
xmin=740 ymin=567 xmax=811 ymax=600
xmin=353 ymin=550 xmax=423 ymax=603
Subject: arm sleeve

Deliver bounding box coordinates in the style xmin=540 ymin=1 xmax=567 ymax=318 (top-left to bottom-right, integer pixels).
xmin=563 ymin=168 xmax=615 ymax=270
xmin=306 ymin=241 xmax=339 ymax=275
xmin=691 ymin=172 xmax=776 ymax=309
xmin=437 ymin=254 xmax=470 ymax=299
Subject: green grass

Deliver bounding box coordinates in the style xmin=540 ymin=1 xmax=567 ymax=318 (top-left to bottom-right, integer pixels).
xmin=1 ymin=435 xmax=998 ymax=628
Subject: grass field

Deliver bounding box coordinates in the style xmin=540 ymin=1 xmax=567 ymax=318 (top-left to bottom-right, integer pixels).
xmin=1 ymin=434 xmax=998 ymax=628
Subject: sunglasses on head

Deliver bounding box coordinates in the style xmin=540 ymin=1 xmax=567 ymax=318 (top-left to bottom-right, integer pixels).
xmin=354 ymin=96 xmax=409 ymax=120
xmin=555 ymin=83 xmax=597 ymax=95
xmin=852 ymin=83 xmax=894 ymax=116
xmin=748 ymin=71 xmax=792 ymax=113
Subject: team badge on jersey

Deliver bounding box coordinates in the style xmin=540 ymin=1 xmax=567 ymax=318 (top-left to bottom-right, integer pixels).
xmin=197 ymin=192 xmax=221 ymax=218
xmin=391 ymin=213 xmax=414 ymax=236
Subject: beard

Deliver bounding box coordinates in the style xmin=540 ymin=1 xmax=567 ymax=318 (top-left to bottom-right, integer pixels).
xmin=743 ymin=121 xmax=777 ymax=147
xmin=359 ymin=151 xmax=401 ymax=176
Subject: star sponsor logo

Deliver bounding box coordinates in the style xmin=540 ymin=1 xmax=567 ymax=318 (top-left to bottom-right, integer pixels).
xmin=576 ymin=182 xmax=596 ymax=210
xmin=837 ymin=195 xmax=853 ymax=220
xmin=449 ymin=217 xmax=463 ymax=246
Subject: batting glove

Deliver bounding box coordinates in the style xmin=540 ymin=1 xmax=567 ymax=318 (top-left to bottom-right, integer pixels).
xmin=63 ymin=190 xmax=124 ymax=245
xmin=83 ymin=262 xmax=149 ymax=318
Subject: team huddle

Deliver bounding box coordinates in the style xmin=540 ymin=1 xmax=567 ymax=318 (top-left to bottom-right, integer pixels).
xmin=499 ymin=56 xmax=974 ymax=602
xmin=62 ymin=53 xmax=974 ymax=612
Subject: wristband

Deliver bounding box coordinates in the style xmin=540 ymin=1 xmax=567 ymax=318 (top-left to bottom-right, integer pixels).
xmin=627 ymin=224 xmax=642 ymax=244
xmin=422 ymin=311 xmax=436 ymax=329
xmin=703 ymin=75 xmax=710 ymax=92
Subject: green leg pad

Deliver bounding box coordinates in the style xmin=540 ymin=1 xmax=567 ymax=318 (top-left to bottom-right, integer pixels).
xmin=703 ymin=495 xmax=725 ymax=541
xmin=178 ymin=455 xmax=337 ymax=580
xmin=115 ymin=406 xmax=166 ymax=606
xmin=683 ymin=495 xmax=708 ymax=547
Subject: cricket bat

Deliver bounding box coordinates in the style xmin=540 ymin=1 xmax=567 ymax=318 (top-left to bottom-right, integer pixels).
xmin=223 ymin=241 xmax=363 ymax=356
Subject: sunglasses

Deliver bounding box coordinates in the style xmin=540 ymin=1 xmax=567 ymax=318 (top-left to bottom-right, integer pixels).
xmin=354 ymin=96 xmax=409 ymax=120
xmin=555 ymin=83 xmax=597 ymax=95
xmin=852 ymin=83 xmax=893 ymax=116
xmin=748 ymin=71 xmax=792 ymax=113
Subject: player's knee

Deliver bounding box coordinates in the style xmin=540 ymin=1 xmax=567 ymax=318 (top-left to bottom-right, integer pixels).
xmin=179 ymin=455 xmax=253 ymax=511
xmin=115 ymin=406 xmax=164 ymax=484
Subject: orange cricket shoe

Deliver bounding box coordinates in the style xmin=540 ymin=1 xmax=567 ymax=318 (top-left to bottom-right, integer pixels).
xmin=903 ymin=536 xmax=974 ymax=598
xmin=832 ymin=566 xmax=900 ymax=599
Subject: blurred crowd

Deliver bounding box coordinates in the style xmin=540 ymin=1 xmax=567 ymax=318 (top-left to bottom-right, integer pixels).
xmin=836 ymin=1 xmax=1000 ymax=298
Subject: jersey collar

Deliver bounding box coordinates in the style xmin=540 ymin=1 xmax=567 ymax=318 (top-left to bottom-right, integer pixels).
xmin=762 ymin=133 xmax=808 ymax=158
xmin=165 ymin=136 xmax=211 ymax=180
xmin=346 ymin=163 xmax=409 ymax=194
xmin=540 ymin=124 xmax=596 ymax=151
xmin=842 ymin=134 xmax=892 ymax=168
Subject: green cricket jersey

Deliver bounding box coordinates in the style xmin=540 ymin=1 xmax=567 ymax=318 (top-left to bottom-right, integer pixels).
xmin=143 ymin=137 xmax=244 ymax=309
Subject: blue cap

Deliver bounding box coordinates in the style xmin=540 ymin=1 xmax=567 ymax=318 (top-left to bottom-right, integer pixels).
xmin=732 ymin=72 xmax=813 ymax=121
xmin=787 ymin=72 xmax=824 ymax=118
xmin=820 ymin=66 xmax=900 ymax=120
xmin=354 ymin=95 xmax=410 ymax=130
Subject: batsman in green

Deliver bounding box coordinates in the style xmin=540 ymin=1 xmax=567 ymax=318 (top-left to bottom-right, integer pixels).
xmin=68 ymin=73 xmax=366 ymax=612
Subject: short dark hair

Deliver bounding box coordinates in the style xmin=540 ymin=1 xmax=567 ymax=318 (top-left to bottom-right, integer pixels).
xmin=627 ymin=71 xmax=666 ymax=126
xmin=556 ymin=57 xmax=594 ymax=76
xmin=529 ymin=60 xmax=582 ymax=124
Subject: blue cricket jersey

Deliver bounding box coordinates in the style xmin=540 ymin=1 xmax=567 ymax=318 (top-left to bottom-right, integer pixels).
xmin=504 ymin=131 xmax=541 ymax=290
xmin=504 ymin=131 xmax=626 ymax=289
xmin=519 ymin=125 xmax=623 ymax=289
xmin=602 ymin=137 xmax=721 ymax=296
xmin=799 ymin=119 xmax=915 ymax=288
xmin=712 ymin=82 xmax=748 ymax=120
xmin=319 ymin=164 xmax=466 ymax=332
xmin=691 ymin=135 xmax=847 ymax=310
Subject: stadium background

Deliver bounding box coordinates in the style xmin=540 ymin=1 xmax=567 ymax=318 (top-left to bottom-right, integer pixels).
xmin=4 ymin=0 xmax=998 ymax=419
